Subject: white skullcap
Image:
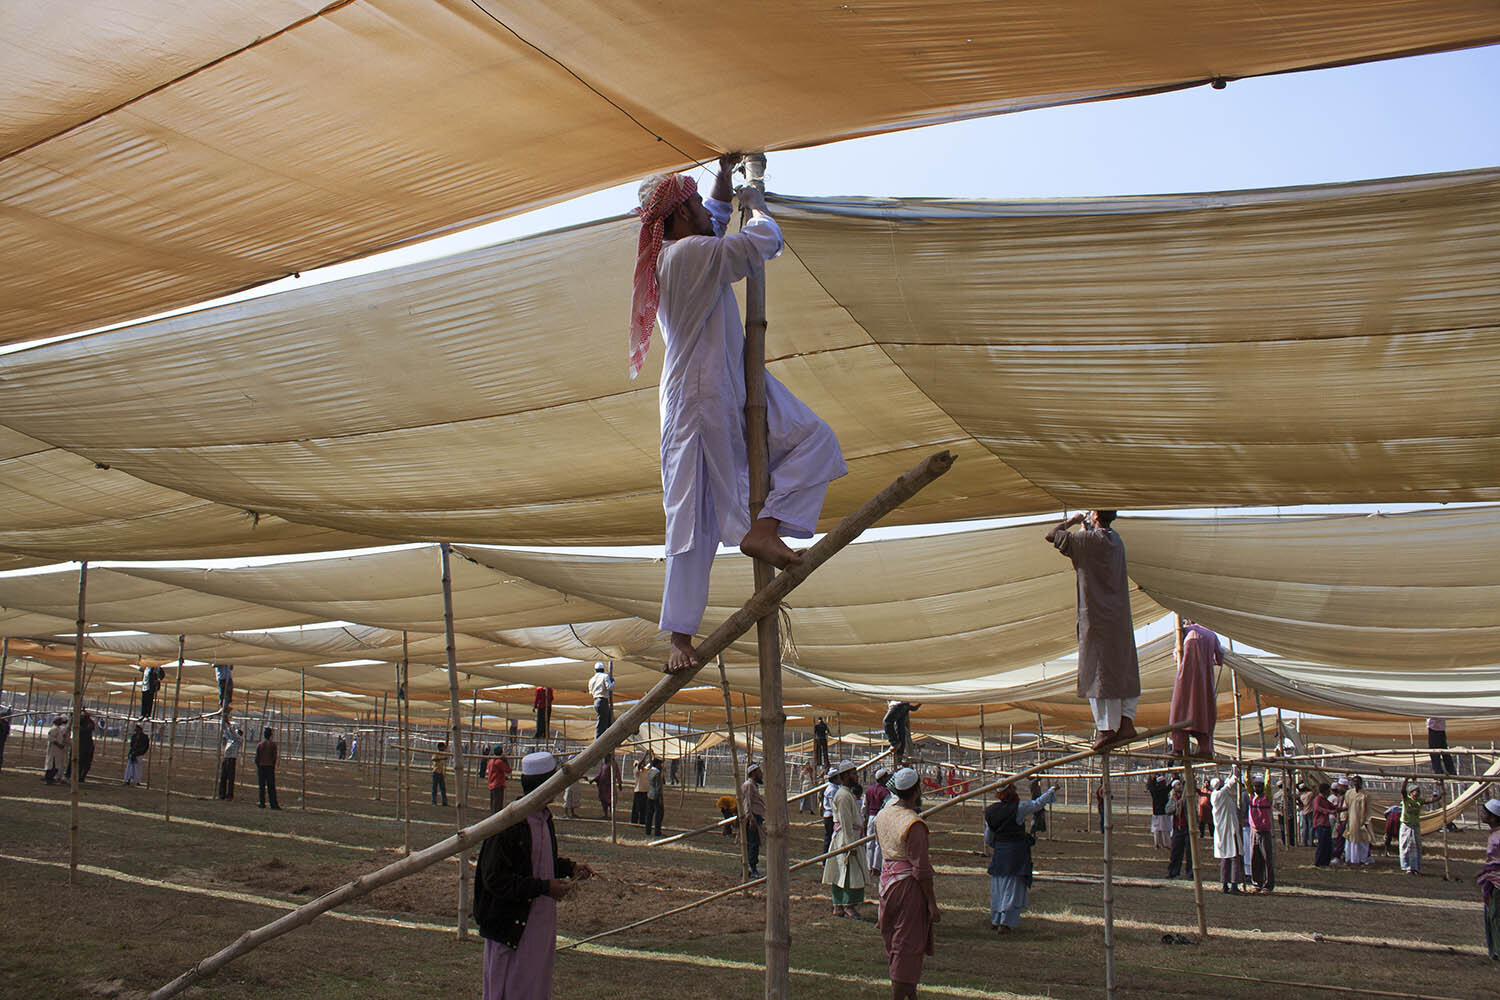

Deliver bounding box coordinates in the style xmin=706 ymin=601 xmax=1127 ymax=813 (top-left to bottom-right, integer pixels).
xmin=836 ymin=759 xmax=858 ymax=775
xmin=1172 ymin=779 xmax=1183 ymax=787
xmin=875 ymin=767 xmax=892 ymax=781
xmin=747 ymin=759 xmax=762 ymax=773
xmin=827 ymin=767 xmax=839 ymax=779
xmin=1484 ymin=798 xmax=1500 ymax=818
xmin=638 ymin=173 xmax=679 ymax=210
xmin=594 ymin=662 xmax=606 ymax=671
xmin=891 ymin=768 xmax=919 ymax=792
xmin=521 ymin=751 xmax=557 ymax=776
xmin=1209 ymin=777 xmax=1221 ymax=789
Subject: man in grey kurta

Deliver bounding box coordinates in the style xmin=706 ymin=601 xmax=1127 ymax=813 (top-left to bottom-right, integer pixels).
xmin=1045 ymin=510 xmax=1141 ymax=751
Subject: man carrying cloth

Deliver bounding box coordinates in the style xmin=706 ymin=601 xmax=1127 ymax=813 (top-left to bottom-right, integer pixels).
xmin=630 ymin=154 xmax=846 ymax=673
xmin=1045 ymin=510 xmax=1141 ymax=751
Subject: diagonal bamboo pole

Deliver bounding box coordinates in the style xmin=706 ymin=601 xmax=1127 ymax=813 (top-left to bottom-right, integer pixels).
xmin=561 ymin=722 xmax=1188 ymax=953
xmin=69 ymin=562 xmax=89 ymax=884
xmin=149 ymin=449 xmax=954 ymax=999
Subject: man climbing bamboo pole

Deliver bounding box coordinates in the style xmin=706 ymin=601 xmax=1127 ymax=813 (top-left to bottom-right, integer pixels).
xmin=149 ymin=449 xmax=953 ymax=1000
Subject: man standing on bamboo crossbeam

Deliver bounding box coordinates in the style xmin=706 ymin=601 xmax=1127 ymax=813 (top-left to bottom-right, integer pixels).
xmin=629 ymin=153 xmax=846 ymax=674
xmin=1045 ymin=511 xmax=1141 ymax=751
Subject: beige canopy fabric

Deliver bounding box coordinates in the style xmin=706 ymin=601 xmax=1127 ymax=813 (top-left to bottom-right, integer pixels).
xmin=5 ymin=1 xmax=1496 ymax=346
xmin=3 ymin=170 xmax=1499 ymax=560
xmin=1230 ymin=651 xmax=1500 ymax=719
xmin=1122 ymin=506 xmax=1500 ymax=669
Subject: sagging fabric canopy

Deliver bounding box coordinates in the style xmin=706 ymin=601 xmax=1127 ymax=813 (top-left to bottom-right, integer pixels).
xmin=4 ymin=2 xmax=1496 ymax=346
xmin=2 ymin=170 xmax=1499 ymax=559
xmin=4 ymin=508 xmax=1500 ymax=725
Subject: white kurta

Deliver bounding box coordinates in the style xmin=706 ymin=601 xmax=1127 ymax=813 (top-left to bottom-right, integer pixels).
xmin=1210 ymin=778 xmax=1241 ymax=859
xmin=655 ymin=197 xmax=846 ymax=635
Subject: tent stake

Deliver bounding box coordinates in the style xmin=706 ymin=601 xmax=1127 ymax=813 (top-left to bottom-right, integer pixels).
xmin=68 ymin=563 xmax=89 ymax=884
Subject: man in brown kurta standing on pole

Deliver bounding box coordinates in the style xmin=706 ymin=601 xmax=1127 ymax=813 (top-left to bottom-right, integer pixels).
xmin=1045 ymin=510 xmax=1141 ymax=752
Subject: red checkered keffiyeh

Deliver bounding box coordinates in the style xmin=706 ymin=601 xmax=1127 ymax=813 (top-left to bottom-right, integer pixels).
xmin=628 ymin=173 xmax=698 ymax=379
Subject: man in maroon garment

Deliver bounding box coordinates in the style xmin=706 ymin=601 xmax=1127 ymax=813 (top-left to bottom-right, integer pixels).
xmin=1171 ymin=619 xmax=1223 ymax=758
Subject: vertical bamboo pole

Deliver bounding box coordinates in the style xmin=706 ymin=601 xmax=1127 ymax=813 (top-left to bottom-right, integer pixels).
xmin=1180 ymin=753 xmax=1208 ymax=937
xmin=163 ymin=638 xmax=185 ymax=822
xmin=1277 ymin=708 xmax=1294 ymax=845
xmin=469 ymin=690 xmax=479 ymax=803
xmin=978 ymin=705 xmax=986 ymax=779
xmin=210 ymin=698 xmax=225 ymax=800
xmin=1101 ymin=753 xmax=1117 ymax=999
xmin=22 ymin=676 xmax=35 ymax=763
xmin=401 ymin=635 xmax=412 ymax=853
xmin=740 ymin=152 xmax=790 ymax=1000
xmin=717 ymin=656 xmax=750 ymax=883
xmin=300 ymin=671 xmax=309 ymax=810
xmin=1440 ymin=779 xmax=1452 ymax=880
xmin=68 ymin=562 xmax=89 ymax=884
xmin=438 ymin=543 xmax=470 ymax=939
xmin=1253 ymin=689 xmax=1270 ymax=790
xmin=680 ymin=710 xmax=692 ymax=809
xmin=376 ymin=691 xmax=389 ymax=801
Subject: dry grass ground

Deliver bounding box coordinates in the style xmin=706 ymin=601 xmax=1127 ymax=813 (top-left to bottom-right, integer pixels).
xmin=0 ymin=745 xmax=1491 ymax=999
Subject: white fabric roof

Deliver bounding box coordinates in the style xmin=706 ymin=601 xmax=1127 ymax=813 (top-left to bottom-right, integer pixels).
xmin=5 ymin=1 xmax=1495 ymax=346
xmin=2 ymin=170 xmax=1498 ymax=559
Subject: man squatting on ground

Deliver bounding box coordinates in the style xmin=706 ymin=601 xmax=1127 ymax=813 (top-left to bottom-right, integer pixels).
xmin=630 ymin=154 xmax=846 ymax=673
xmin=1045 ymin=510 xmax=1142 ymax=751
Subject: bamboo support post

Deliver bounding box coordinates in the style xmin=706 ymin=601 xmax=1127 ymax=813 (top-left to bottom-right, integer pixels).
xmin=680 ymin=710 xmax=691 ymax=808
xmin=1440 ymin=779 xmax=1452 ymax=880
xmin=562 ymin=722 xmax=1188 ymax=954
xmin=68 ymin=562 xmax=89 ymax=884
xmin=300 ymin=670 xmax=308 ymax=810
xmin=162 ymin=637 xmax=185 ymax=822
xmin=0 ymin=637 xmax=9 ymax=769
xmin=401 ymin=634 xmax=412 ymax=855
xmin=148 ymin=447 xmax=956 ymax=1000
xmin=438 ymin=542 xmax=470 ymax=939
xmin=1180 ymin=753 xmax=1208 ymax=937
xmin=1101 ymin=752 xmax=1117 ymax=999
xmin=718 ymin=655 xmax=750 ymax=883
xmin=209 ymin=698 xmax=225 ymax=800
xmin=22 ymin=675 xmax=36 ymax=763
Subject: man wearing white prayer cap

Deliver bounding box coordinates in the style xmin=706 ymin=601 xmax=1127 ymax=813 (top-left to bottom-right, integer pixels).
xmin=875 ymin=767 xmax=939 ymax=998
xmin=823 ymin=760 xmax=870 ymax=918
xmin=631 ymin=155 xmax=846 ymax=675
xmin=1480 ymin=798 xmax=1500 ymax=958
xmin=822 ymin=765 xmax=841 ymax=853
xmin=740 ymin=759 xmax=766 ymax=879
xmin=474 ymin=751 xmax=594 ymax=999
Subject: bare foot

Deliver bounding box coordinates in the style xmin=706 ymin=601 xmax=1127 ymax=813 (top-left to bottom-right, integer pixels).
xmin=1115 ymin=719 xmax=1138 ymax=744
xmin=667 ymin=633 xmax=700 ymax=674
xmin=739 ymin=517 xmax=803 ymax=570
xmin=1091 ymin=730 xmax=1116 ymax=752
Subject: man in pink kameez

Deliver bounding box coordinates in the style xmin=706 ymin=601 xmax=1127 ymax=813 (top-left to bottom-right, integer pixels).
xmin=876 ymin=767 xmax=941 ymax=1000
xmin=1170 ymin=619 xmax=1223 ymax=757
xmin=474 ymin=752 xmax=595 ymax=999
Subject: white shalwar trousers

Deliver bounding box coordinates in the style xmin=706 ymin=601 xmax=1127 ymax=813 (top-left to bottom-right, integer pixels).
xmin=659 ymin=454 xmax=832 ymax=637
xmin=1089 ymin=696 xmax=1139 ymax=733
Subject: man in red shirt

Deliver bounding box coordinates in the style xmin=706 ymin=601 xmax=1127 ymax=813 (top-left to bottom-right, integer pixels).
xmin=486 ymin=748 xmax=513 ymax=814
xmin=533 ymin=687 xmax=554 ymax=739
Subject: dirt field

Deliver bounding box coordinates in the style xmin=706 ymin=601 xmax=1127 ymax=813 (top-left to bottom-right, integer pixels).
xmin=0 ymin=745 xmax=1491 ymax=999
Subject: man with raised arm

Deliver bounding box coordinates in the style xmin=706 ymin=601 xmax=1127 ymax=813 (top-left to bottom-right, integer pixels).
xmin=1044 ymin=510 xmax=1141 ymax=751
xmin=630 ymin=154 xmax=847 ymax=674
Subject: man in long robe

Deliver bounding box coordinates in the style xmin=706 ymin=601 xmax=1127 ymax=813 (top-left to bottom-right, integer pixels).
xmin=630 ymin=156 xmax=846 ymax=673
xmin=984 ymin=782 xmax=1056 ymax=931
xmin=1210 ymin=774 xmax=1243 ymax=893
xmin=876 ymin=768 xmax=939 ymax=999
xmin=822 ymin=759 xmax=871 ymax=918
xmin=474 ymin=752 xmax=594 ymax=999
xmin=1342 ymin=774 xmax=1372 ymax=865
xmin=1170 ymin=620 xmax=1222 ymax=757
xmin=1045 ymin=510 xmax=1141 ymax=751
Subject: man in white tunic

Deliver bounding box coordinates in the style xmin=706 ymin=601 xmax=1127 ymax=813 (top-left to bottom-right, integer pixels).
xmin=1210 ymin=772 xmax=1244 ymax=894
xmin=630 ymin=155 xmax=847 ymax=673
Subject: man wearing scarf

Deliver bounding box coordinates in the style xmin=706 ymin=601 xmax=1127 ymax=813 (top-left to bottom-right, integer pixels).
xmin=474 ymin=752 xmax=595 ymax=999
xmin=984 ymin=781 xmax=1056 ymax=932
xmin=876 ymin=767 xmax=940 ymax=999
xmin=630 ymin=155 xmax=846 ymax=674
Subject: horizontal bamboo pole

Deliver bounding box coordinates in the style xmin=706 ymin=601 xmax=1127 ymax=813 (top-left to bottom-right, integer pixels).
xmin=647 ymin=746 xmax=892 ymax=847
xmin=559 ymin=721 xmax=1187 ymax=952
xmin=148 ymin=449 xmax=955 ymax=999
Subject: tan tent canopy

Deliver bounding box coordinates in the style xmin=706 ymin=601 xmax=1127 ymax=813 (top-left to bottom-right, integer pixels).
xmin=3 ymin=171 xmax=1499 ymax=560
xmin=5 ymin=1 xmax=1496 ymax=346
